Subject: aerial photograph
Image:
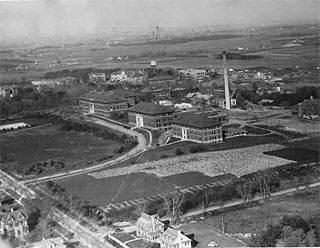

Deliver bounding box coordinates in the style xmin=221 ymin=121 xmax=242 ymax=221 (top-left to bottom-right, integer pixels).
xmin=0 ymin=0 xmax=319 ymax=247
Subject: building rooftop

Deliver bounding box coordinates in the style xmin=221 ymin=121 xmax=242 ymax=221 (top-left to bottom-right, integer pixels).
xmin=78 ymin=90 xmax=135 ymax=104
xmin=172 ymin=112 xmax=221 ymax=129
xmin=128 ymin=102 xmax=175 ymax=115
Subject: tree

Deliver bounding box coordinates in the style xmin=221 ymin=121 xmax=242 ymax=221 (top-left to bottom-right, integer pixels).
xmin=254 ymin=169 xmax=275 ymax=202
xmin=162 ymin=193 xmax=184 ymax=224
xmin=236 ymin=179 xmax=253 ymax=205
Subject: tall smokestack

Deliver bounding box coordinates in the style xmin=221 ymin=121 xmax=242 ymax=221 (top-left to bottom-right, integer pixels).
xmin=222 ymin=51 xmax=231 ymax=110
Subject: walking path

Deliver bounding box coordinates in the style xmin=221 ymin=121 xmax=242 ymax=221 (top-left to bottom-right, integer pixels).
xmin=178 ymin=181 xmax=320 ymax=219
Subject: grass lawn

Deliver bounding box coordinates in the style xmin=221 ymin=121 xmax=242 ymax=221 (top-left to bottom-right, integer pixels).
xmin=55 ymin=172 xmax=175 ymax=206
xmin=0 ymin=125 xmax=121 ymax=175
xmin=181 ymin=222 xmax=245 ymax=248
xmin=138 ymin=134 xmax=285 ymax=163
xmin=264 ymin=147 xmax=319 ymax=164
xmin=202 ymin=188 xmax=320 ymax=235
xmin=243 ymin=125 xmax=271 ymax=135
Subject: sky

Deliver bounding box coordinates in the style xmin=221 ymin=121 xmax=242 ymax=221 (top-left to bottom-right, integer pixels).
xmin=0 ymin=0 xmax=319 ymax=40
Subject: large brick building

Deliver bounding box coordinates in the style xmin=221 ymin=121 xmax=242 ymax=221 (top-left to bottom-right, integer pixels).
xmin=171 ymin=112 xmax=223 ymax=144
xmin=149 ymin=75 xmax=176 ymax=87
xmin=128 ymin=102 xmax=175 ymax=131
xmin=78 ymin=90 xmax=136 ymax=116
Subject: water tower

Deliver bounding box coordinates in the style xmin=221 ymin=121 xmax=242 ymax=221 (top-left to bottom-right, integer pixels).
xmin=151 ymin=60 xmax=157 ymax=73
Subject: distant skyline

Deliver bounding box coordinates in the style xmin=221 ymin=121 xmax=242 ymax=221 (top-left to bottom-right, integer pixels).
xmin=0 ymin=0 xmax=319 ymax=40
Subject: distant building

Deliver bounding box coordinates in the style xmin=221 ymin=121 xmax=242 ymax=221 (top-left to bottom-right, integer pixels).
xmin=128 ymin=102 xmax=175 ymax=131
xmin=171 ymin=112 xmax=223 ymax=144
xmin=78 ymin=89 xmax=136 ymax=116
xmin=88 ymin=72 xmax=106 ymax=83
xmin=297 ymin=98 xmax=320 ymax=117
xmin=141 ymin=87 xmax=171 ymax=100
xmin=178 ymin=69 xmax=207 ymax=82
xmin=31 ymin=77 xmax=78 ymax=88
xmin=111 ymin=70 xmax=147 ymax=85
xmin=0 ymin=204 xmax=29 ymax=239
xmin=149 ymin=75 xmax=176 ymax=87
xmin=0 ymin=85 xmax=20 ymax=99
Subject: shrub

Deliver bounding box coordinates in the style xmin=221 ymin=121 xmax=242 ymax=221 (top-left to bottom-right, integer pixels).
xmin=190 ymin=145 xmax=205 ymax=153
xmin=175 ymin=148 xmax=184 ymax=156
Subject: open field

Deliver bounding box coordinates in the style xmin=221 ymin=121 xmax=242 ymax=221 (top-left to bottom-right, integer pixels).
xmin=90 ymin=144 xmax=294 ymax=179
xmin=0 ymin=125 xmax=121 ymax=174
xmin=202 ymin=187 xmax=320 ymax=235
xmin=264 ymin=147 xmax=319 ymax=164
xmin=1 ymin=24 xmax=319 ymax=83
xmin=54 ymin=143 xmax=296 ymax=206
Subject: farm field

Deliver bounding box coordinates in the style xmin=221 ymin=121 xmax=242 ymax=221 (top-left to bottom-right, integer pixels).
xmin=264 ymin=147 xmax=319 ymax=164
xmin=202 ymin=188 xmax=320 ymax=235
xmin=89 ymin=144 xmax=294 ymax=179
xmin=54 ymin=144 xmax=296 ymax=206
xmin=0 ymin=125 xmax=121 ymax=175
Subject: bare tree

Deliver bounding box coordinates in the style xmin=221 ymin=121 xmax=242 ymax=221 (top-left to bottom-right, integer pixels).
xmin=254 ymin=169 xmax=274 ymax=202
xmin=135 ymin=199 xmax=147 ymax=217
xmin=236 ymin=179 xmax=253 ymax=205
xmin=162 ymin=193 xmax=184 ymax=224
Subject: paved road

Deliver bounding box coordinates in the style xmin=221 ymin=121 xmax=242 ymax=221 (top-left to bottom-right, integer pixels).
xmin=0 ymin=169 xmax=114 ymax=248
xmin=22 ymin=116 xmax=147 ymax=185
xmin=179 ymin=181 xmax=320 ymax=219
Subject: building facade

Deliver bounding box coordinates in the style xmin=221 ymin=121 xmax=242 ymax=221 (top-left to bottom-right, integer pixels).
xmin=0 ymin=206 xmax=29 ymax=239
xmin=171 ymin=112 xmax=223 ymax=144
xmin=160 ymin=227 xmax=192 ymax=248
xmin=78 ymin=90 xmax=136 ymax=116
xmin=136 ymin=213 xmax=191 ymax=248
xmin=111 ymin=70 xmax=147 ymax=85
xmin=149 ymin=75 xmax=176 ymax=87
xmin=178 ymin=69 xmax=207 ymax=82
xmin=136 ymin=213 xmax=164 ymax=242
xmin=88 ymin=72 xmax=106 ymax=83
xmin=128 ymin=102 xmax=175 ymax=131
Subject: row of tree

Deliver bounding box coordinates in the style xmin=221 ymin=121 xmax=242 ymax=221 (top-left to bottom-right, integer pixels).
xmin=249 ymin=214 xmax=320 ymax=247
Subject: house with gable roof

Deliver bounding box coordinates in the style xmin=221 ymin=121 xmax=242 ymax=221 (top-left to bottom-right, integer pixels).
xmin=136 ymin=213 xmax=191 ymax=248
xmin=0 ymin=205 xmax=29 ymax=238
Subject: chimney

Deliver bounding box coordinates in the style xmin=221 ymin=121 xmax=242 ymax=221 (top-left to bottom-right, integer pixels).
xmin=222 ymin=51 xmax=231 ymax=110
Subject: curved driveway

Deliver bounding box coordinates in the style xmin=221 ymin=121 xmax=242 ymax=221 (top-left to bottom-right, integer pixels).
xmin=23 ymin=115 xmax=147 ymax=185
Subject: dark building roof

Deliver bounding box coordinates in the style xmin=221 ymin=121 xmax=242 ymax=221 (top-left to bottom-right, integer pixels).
xmin=172 ymin=112 xmax=221 ymax=129
xmin=149 ymin=75 xmax=175 ymax=82
xmin=78 ymin=90 xmax=135 ymax=104
xmin=128 ymin=102 xmax=175 ymax=115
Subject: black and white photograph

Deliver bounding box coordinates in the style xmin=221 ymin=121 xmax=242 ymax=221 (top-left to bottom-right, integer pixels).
xmin=0 ymin=0 xmax=319 ymax=247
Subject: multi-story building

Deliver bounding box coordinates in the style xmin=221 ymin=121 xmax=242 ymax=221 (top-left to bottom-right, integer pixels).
xmin=0 ymin=205 xmax=29 ymax=239
xmin=171 ymin=112 xmax=223 ymax=144
xmin=136 ymin=213 xmax=191 ymax=248
xmin=88 ymin=72 xmax=106 ymax=83
xmin=0 ymin=85 xmax=20 ymax=99
xmin=178 ymin=69 xmax=207 ymax=82
xmin=78 ymin=90 xmax=136 ymax=116
xmin=128 ymin=102 xmax=175 ymax=131
xmin=160 ymin=227 xmax=192 ymax=248
xmin=110 ymin=70 xmax=147 ymax=85
xmin=136 ymin=213 xmax=164 ymax=242
xmin=141 ymin=87 xmax=171 ymax=100
xmin=31 ymin=77 xmax=78 ymax=88
xmin=149 ymin=75 xmax=176 ymax=88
